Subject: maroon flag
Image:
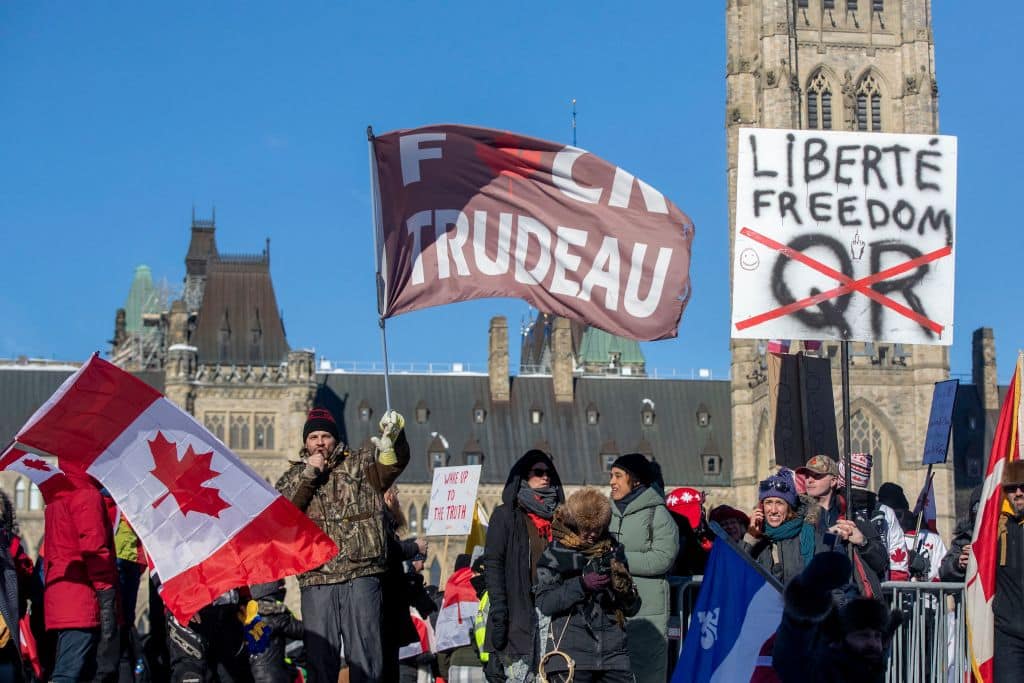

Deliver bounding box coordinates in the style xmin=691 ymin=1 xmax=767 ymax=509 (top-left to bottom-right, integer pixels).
xmin=370 ymin=124 xmax=695 ymax=341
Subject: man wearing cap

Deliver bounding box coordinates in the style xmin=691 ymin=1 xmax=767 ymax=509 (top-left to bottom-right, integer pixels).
xmin=796 ymin=454 xmax=888 ymax=597
xmin=276 ymin=407 xmax=409 ymax=683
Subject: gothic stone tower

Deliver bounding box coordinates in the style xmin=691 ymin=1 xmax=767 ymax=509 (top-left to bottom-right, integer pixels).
xmin=726 ymin=0 xmax=955 ymax=534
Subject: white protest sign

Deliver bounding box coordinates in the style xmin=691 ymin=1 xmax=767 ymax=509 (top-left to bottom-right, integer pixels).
xmin=731 ymin=127 xmax=957 ymax=345
xmin=424 ymin=465 xmax=482 ymax=536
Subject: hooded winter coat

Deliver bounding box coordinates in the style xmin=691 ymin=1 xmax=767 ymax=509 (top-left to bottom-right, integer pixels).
xmin=533 ymin=525 xmax=639 ymax=673
xmin=43 ymin=479 xmax=117 ymax=630
xmin=609 ymin=485 xmax=678 ymax=683
xmin=483 ymin=451 xmax=565 ymax=661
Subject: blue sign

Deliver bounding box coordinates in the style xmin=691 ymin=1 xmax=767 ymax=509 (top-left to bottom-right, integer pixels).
xmin=922 ymin=379 xmax=959 ymax=465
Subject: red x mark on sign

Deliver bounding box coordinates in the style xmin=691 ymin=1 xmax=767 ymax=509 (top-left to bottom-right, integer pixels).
xmin=735 ymin=227 xmax=952 ymax=335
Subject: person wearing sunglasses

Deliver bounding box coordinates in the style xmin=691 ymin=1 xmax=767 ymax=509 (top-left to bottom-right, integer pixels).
xmin=992 ymin=460 xmax=1024 ymax=679
xmin=743 ymin=471 xmax=818 ymax=586
xmin=483 ymin=450 xmax=564 ymax=683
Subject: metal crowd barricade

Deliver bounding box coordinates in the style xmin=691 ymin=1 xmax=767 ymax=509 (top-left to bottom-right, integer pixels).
xmin=882 ymin=581 xmax=969 ymax=683
xmin=668 ymin=576 xmax=968 ymax=683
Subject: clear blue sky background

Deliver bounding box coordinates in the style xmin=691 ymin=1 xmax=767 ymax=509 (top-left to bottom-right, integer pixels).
xmin=2 ymin=3 xmax=1021 ymax=381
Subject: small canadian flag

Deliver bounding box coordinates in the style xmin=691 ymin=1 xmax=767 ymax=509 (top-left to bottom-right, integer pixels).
xmin=7 ymin=354 xmax=338 ymax=623
xmin=0 ymin=447 xmax=74 ymax=504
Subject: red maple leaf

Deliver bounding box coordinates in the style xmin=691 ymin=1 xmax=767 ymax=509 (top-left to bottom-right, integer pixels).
xmin=148 ymin=431 xmax=230 ymax=518
xmin=22 ymin=458 xmax=52 ymax=472
xmin=891 ymin=546 xmax=907 ymax=564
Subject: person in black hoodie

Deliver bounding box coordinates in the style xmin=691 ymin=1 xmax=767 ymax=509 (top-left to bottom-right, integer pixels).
xmin=939 ymin=485 xmax=982 ymax=582
xmin=483 ymin=450 xmax=565 ymax=683
xmin=534 ymin=488 xmax=640 ymax=683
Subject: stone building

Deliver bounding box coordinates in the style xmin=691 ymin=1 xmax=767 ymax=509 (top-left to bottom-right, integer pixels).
xmin=725 ymin=0 xmax=965 ymax=535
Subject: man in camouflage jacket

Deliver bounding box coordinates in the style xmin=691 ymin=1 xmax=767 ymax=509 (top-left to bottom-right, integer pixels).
xmin=276 ymin=407 xmax=410 ymax=683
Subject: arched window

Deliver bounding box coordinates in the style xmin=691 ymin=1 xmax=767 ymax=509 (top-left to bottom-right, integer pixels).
xmin=14 ymin=479 xmax=27 ymax=510
xmin=856 ymin=75 xmax=882 ymax=131
xmin=849 ymin=409 xmax=884 ymax=488
xmin=421 ymin=503 xmax=430 ymax=533
xmin=807 ymin=71 xmax=833 ymax=130
xmin=29 ymin=483 xmax=42 ymax=511
xmin=408 ymin=504 xmax=419 ymax=533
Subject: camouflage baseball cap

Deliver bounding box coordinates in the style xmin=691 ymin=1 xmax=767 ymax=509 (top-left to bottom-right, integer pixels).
xmin=796 ymin=454 xmax=838 ymax=476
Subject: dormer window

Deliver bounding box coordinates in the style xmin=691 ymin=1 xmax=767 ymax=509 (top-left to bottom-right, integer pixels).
xmin=463 ymin=437 xmax=484 ymax=467
xmin=696 ymin=404 xmax=711 ymax=428
xmin=428 ymin=433 xmax=448 ymax=469
xmin=472 ymin=402 xmax=486 ymax=424
xmin=358 ymin=400 xmax=371 ymax=422
xmin=641 ymin=400 xmax=655 ymax=426
xmin=703 ymin=454 xmax=723 ymax=476
xmin=586 ymin=403 xmax=599 ymax=425
xmin=415 ymin=400 xmax=429 ymax=424
xmin=530 ymin=407 xmax=543 ymax=425
xmin=599 ymin=440 xmax=619 ymax=472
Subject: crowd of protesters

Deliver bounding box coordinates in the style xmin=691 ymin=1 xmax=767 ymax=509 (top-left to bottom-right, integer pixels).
xmin=0 ymin=401 xmax=1020 ymax=683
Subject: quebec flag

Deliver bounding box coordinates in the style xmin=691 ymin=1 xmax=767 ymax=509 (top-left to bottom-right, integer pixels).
xmin=673 ymin=540 xmax=784 ymax=683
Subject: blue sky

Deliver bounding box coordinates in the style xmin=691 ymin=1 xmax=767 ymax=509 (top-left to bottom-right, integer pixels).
xmin=2 ymin=2 xmax=1021 ymax=382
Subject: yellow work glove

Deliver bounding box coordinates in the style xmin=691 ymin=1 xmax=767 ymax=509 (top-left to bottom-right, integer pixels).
xmin=371 ymin=410 xmax=405 ymax=465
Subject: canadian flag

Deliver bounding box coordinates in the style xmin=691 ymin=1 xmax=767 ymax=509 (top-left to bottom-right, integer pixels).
xmin=0 ymin=446 xmax=74 ymax=503
xmin=433 ymin=567 xmax=478 ymax=652
xmin=8 ymin=354 xmax=338 ymax=623
xmin=966 ymin=356 xmax=1021 ymax=682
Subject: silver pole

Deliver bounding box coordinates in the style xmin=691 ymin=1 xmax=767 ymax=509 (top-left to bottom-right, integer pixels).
xmin=367 ymin=126 xmax=392 ymax=410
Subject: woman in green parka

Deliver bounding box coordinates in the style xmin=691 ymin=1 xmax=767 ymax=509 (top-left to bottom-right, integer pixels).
xmin=608 ymin=453 xmax=679 ymax=683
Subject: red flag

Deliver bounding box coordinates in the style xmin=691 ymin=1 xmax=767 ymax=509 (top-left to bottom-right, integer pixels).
xmin=370 ymin=125 xmax=695 ymax=341
xmin=0 ymin=446 xmax=75 ymax=503
xmin=9 ymin=354 xmax=338 ymax=623
xmin=965 ymin=356 xmax=1021 ymax=682
xmin=912 ymin=472 xmax=938 ymax=533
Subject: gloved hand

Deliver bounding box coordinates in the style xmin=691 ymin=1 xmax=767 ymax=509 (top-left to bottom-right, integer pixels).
xmin=371 ymin=410 xmax=405 ymax=465
xmin=581 ymin=572 xmax=611 ymax=592
xmin=97 ymin=588 xmax=117 ymax=640
xmin=95 ymin=588 xmax=120 ymax=678
xmin=490 ymin=612 xmax=508 ymax=651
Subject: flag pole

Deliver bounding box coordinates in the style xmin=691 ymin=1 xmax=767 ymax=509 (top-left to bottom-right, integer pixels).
xmin=367 ymin=125 xmax=392 ymax=410
xmin=841 ymin=340 xmax=853 ymax=559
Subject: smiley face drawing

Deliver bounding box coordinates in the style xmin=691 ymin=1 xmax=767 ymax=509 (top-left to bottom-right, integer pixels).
xmin=739 ymin=248 xmax=760 ymax=271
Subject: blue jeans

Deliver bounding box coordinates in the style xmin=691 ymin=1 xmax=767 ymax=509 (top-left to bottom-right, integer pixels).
xmin=52 ymin=628 xmax=98 ymax=683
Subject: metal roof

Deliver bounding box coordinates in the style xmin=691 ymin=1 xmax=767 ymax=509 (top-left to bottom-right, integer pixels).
xmin=315 ymin=372 xmax=733 ymax=487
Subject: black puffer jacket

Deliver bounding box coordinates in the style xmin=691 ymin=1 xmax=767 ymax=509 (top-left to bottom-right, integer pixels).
xmin=248 ymin=582 xmax=304 ymax=683
xmin=534 ymin=539 xmax=639 ymax=673
xmin=483 ymin=451 xmax=564 ymax=659
xmin=994 ymin=510 xmax=1024 ymax=639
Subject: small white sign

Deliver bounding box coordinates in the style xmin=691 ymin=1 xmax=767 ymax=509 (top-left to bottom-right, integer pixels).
xmin=731 ymin=127 xmax=957 ymax=345
xmin=424 ymin=465 xmax=482 ymax=536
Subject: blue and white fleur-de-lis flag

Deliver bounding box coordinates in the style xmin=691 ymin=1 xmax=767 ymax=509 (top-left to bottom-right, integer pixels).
xmin=673 ymin=540 xmax=784 ymax=683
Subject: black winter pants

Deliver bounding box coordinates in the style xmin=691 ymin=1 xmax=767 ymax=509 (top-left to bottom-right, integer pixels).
xmin=301 ymin=577 xmax=383 ymax=683
xmin=995 ymin=627 xmax=1024 ymax=682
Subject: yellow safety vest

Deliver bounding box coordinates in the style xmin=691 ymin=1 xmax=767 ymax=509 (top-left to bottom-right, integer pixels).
xmin=474 ymin=591 xmax=490 ymax=663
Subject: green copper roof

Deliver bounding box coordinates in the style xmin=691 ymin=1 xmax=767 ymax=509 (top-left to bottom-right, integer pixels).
xmin=124 ymin=265 xmax=157 ymax=334
xmin=578 ymin=327 xmax=645 ymax=365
